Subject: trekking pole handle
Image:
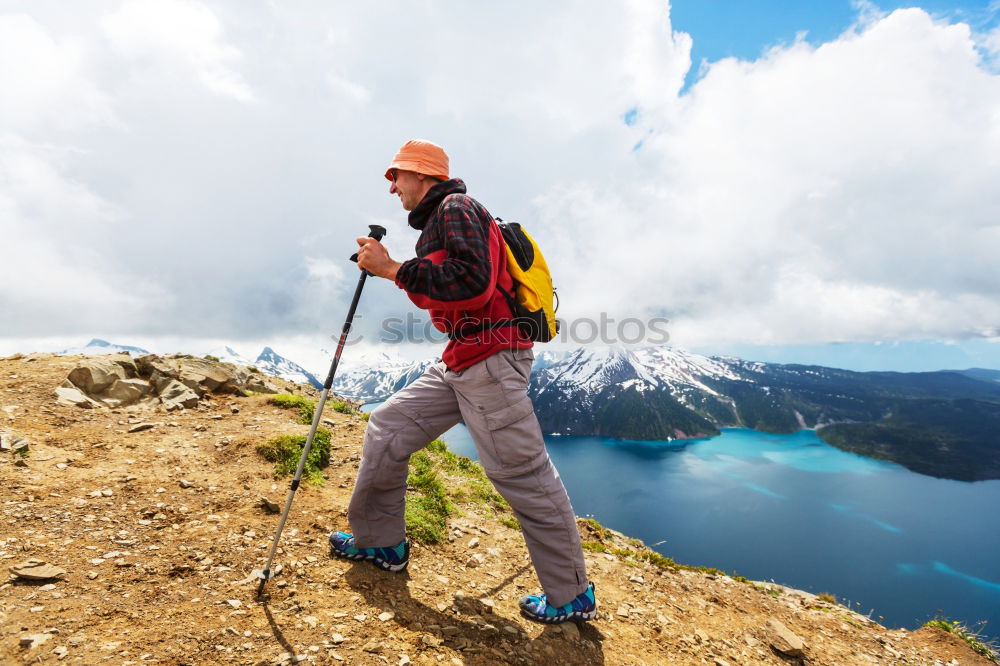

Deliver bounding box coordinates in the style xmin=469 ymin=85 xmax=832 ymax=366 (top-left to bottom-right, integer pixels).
xmin=349 ymin=224 xmax=387 ymax=263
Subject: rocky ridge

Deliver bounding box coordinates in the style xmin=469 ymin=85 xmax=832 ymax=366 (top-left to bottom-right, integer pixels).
xmin=53 ymin=353 xmax=289 ymax=412
xmin=1 ymin=353 xmax=993 ymax=665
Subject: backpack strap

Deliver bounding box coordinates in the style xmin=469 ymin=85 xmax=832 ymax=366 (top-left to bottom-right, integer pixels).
xmin=444 ymin=214 xmax=529 ymax=342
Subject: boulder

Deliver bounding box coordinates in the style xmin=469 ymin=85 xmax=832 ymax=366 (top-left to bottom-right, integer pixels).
xmin=175 ymin=357 xmax=242 ymax=395
xmin=241 ymin=369 xmax=281 ymax=394
xmin=10 ymin=435 xmax=29 ymax=453
xmin=108 ymin=353 xmax=138 ymax=377
xmin=66 ymin=358 xmax=128 ymax=394
xmin=19 ymin=633 xmax=52 ymax=649
xmin=10 ymin=559 xmax=67 ymax=580
xmin=137 ymin=355 xmax=244 ymax=397
xmin=158 ymin=379 xmax=200 ymax=411
xmin=135 ymin=354 xmax=175 ymax=378
xmin=766 ymin=618 xmax=806 ymax=658
xmin=54 ymin=384 xmax=99 ymax=409
xmin=97 ymin=378 xmax=151 ymax=408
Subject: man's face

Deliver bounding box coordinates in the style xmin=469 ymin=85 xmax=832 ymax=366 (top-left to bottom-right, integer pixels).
xmin=388 ymin=169 xmax=422 ymax=211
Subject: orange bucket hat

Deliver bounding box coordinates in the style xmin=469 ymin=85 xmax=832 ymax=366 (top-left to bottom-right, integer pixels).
xmin=385 ymin=139 xmax=449 ymax=181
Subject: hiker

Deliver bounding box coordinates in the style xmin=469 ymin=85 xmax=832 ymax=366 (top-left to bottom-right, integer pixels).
xmin=329 ymin=139 xmax=596 ymax=624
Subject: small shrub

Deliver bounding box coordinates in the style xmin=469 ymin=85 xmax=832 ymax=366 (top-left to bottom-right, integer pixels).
xmin=818 ymin=593 xmax=837 ymax=604
xmin=580 ymin=517 xmax=613 ymax=542
xmin=754 ymin=584 xmax=782 ymax=598
xmin=203 ymin=355 xmax=220 ymax=362
xmin=924 ymin=618 xmax=999 ymax=664
xmin=330 ymin=400 xmax=355 ymax=415
xmin=256 ymin=429 xmax=331 ymax=485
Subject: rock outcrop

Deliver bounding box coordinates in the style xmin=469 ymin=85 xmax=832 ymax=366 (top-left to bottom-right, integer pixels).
xmin=55 ymin=353 xmax=284 ymax=411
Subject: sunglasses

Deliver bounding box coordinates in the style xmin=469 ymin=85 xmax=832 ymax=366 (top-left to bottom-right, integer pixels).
xmin=389 ymin=168 xmax=400 ymax=182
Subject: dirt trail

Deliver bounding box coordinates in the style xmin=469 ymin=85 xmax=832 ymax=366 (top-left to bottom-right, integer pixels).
xmin=1 ymin=354 xmax=993 ymax=665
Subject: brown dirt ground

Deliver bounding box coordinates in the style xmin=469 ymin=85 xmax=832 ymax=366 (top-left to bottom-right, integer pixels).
xmin=1 ymin=353 xmax=996 ymax=666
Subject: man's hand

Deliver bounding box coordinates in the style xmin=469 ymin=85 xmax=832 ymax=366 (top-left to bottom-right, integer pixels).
xmin=355 ymin=237 xmax=402 ymax=280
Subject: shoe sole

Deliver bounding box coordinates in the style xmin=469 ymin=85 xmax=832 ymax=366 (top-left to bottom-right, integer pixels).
xmin=519 ymin=607 xmax=596 ymax=624
xmin=330 ymin=545 xmax=408 ymax=572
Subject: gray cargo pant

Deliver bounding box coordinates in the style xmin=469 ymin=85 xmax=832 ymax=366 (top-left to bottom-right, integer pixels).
xmin=347 ymin=347 xmax=589 ymax=607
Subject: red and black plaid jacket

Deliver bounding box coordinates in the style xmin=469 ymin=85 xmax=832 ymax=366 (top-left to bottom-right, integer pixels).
xmin=394 ymin=178 xmax=531 ymax=371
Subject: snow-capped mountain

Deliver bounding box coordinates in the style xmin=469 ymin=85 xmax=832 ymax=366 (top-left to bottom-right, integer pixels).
xmin=324 ymin=344 xmax=1000 ymax=456
xmin=529 ymin=346 xmax=739 ymax=439
xmin=58 ymin=338 xmax=151 ymax=356
xmin=204 ymin=345 xmax=255 ymax=367
xmin=254 ymin=347 xmax=323 ymax=389
xmin=331 ymin=351 xmax=435 ymax=403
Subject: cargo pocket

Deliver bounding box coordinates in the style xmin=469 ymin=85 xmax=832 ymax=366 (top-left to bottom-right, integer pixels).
xmin=485 ymin=396 xmax=545 ymax=472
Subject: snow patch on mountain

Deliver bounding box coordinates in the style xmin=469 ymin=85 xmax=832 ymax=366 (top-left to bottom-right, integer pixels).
xmin=58 ymin=338 xmax=151 ymax=356
xmin=203 ymin=345 xmax=255 ymax=367
xmin=254 ymin=347 xmax=323 ymax=389
xmin=332 ymin=351 xmax=436 ymax=403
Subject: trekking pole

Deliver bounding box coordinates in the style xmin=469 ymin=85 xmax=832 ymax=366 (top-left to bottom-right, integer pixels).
xmin=254 ymin=224 xmax=387 ymax=602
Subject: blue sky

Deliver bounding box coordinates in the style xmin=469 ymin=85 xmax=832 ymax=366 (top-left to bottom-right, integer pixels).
xmin=673 ymin=0 xmax=1000 ymax=89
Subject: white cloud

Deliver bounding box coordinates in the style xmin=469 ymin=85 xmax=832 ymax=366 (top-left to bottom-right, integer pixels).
xmin=0 ymin=14 xmax=114 ymax=133
xmin=1 ymin=1 xmax=998 ymax=357
xmin=982 ymin=23 xmax=1000 ymax=59
xmin=101 ymin=0 xmax=253 ymax=102
xmin=0 ymin=136 xmax=170 ymax=335
xmin=536 ymin=7 xmax=1000 ymax=347
xmin=326 ymin=74 xmax=371 ymax=105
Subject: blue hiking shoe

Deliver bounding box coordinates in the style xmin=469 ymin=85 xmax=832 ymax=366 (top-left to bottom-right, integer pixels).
xmin=329 ymin=532 xmax=409 ymax=572
xmin=519 ymin=582 xmax=597 ymax=624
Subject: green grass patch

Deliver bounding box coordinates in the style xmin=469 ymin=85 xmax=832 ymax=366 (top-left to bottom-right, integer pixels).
xmin=405 ymin=449 xmax=454 ymax=544
xmin=924 ymin=618 xmax=1000 ymax=664
xmin=497 ymin=514 xmax=520 ymax=530
xmin=256 ymin=429 xmax=331 ymax=485
xmin=330 ymin=400 xmax=355 ymax=414
xmin=269 ymin=394 xmax=315 ymax=424
xmin=403 ymin=440 xmax=517 ymax=539
xmin=203 ymin=355 xmax=220 ymax=362
xmin=269 ymin=394 xmax=358 ymax=424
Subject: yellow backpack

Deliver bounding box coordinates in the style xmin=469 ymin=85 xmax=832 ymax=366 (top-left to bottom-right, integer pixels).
xmin=496 ymin=220 xmax=560 ymax=342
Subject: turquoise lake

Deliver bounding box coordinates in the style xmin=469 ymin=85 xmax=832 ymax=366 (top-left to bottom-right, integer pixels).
xmin=361 ymin=404 xmax=1000 ymax=637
